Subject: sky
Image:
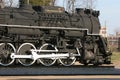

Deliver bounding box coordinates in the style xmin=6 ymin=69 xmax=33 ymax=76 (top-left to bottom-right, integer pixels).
xmin=56 ymin=0 xmax=120 ymax=35
xmin=97 ymin=0 xmax=120 ymax=35
xmin=4 ymin=0 xmax=120 ymax=35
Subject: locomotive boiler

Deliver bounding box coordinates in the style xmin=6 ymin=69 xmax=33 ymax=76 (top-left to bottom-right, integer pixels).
xmin=0 ymin=0 xmax=112 ymax=66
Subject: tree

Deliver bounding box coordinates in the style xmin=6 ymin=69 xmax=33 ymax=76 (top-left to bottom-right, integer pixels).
xmin=66 ymin=0 xmax=76 ymax=13
xmin=79 ymin=0 xmax=97 ymax=9
xmin=50 ymin=0 xmax=57 ymax=6
xmin=9 ymin=0 xmax=13 ymax=6
xmin=4 ymin=0 xmax=13 ymax=7
xmin=65 ymin=0 xmax=97 ymax=13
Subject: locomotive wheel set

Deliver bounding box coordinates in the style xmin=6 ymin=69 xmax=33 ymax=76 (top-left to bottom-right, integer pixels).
xmin=0 ymin=42 xmax=78 ymax=66
xmin=0 ymin=0 xmax=112 ymax=67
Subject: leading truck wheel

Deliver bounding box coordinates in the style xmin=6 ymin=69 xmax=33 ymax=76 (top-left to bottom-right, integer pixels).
xmin=0 ymin=43 xmax=16 ymax=66
xmin=38 ymin=44 xmax=57 ymax=66
xmin=17 ymin=43 xmax=36 ymax=66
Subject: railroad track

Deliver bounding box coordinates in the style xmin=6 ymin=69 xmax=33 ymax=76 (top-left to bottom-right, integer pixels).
xmin=0 ymin=65 xmax=120 ymax=76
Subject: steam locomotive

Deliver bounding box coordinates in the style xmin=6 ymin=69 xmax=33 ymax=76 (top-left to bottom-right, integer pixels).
xmin=0 ymin=0 xmax=112 ymax=66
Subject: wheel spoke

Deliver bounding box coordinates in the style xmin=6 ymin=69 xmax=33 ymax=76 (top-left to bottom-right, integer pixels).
xmin=59 ymin=53 xmax=76 ymax=66
xmin=38 ymin=44 xmax=57 ymax=66
xmin=17 ymin=43 xmax=36 ymax=66
xmin=0 ymin=43 xmax=16 ymax=66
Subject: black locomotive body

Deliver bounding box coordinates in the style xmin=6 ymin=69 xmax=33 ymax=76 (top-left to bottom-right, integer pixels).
xmin=0 ymin=1 xmax=112 ymax=66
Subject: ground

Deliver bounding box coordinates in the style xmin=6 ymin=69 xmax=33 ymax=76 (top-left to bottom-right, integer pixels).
xmin=111 ymin=52 xmax=120 ymax=68
xmin=0 ymin=75 xmax=120 ymax=80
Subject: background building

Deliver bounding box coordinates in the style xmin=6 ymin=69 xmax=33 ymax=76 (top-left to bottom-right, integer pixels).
xmin=99 ymin=26 xmax=120 ymax=51
xmin=99 ymin=26 xmax=107 ymax=37
xmin=107 ymin=32 xmax=120 ymax=51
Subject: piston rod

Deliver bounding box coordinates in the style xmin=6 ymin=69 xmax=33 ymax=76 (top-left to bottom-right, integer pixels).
xmin=11 ymin=52 xmax=70 ymax=60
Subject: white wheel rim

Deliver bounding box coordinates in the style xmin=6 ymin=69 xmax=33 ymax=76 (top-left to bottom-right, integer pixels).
xmin=17 ymin=43 xmax=36 ymax=66
xmin=0 ymin=43 xmax=16 ymax=66
xmin=59 ymin=53 xmax=76 ymax=66
xmin=39 ymin=44 xmax=57 ymax=66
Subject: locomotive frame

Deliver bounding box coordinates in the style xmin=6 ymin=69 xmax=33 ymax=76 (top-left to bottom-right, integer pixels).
xmin=0 ymin=0 xmax=112 ymax=67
